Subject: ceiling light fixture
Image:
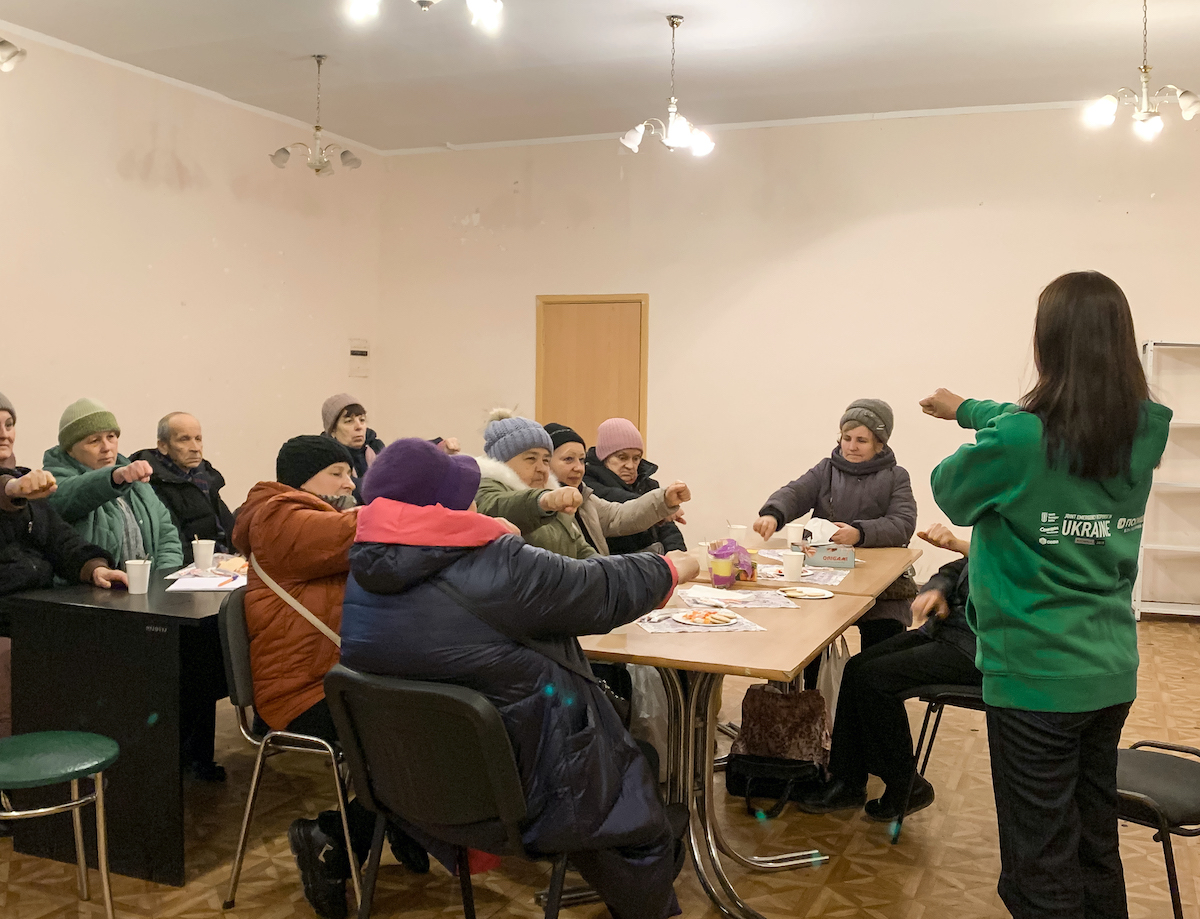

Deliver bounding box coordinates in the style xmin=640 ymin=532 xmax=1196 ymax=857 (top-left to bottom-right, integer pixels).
xmin=1084 ymin=0 xmax=1197 ymax=140
xmin=0 ymin=38 xmax=27 ymax=72
xmin=407 ymin=0 xmax=502 ymax=31
xmin=619 ymin=16 xmax=713 ymax=157
xmin=269 ymin=55 xmax=362 ymax=177
xmin=345 ymin=0 xmax=382 ymax=24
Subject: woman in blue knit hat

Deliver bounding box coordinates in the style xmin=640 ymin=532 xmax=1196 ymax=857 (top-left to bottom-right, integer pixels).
xmin=473 ymin=408 xmax=596 ymax=557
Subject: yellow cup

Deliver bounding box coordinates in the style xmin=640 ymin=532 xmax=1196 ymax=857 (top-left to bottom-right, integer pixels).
xmin=709 ymin=557 xmax=733 ymax=578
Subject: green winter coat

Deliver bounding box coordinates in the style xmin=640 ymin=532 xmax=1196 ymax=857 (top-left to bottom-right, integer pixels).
xmin=474 ymin=456 xmax=597 ymax=560
xmin=43 ymin=447 xmax=184 ymax=570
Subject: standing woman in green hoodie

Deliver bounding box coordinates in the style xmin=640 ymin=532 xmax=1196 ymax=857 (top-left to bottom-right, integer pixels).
xmin=922 ymin=270 xmax=1171 ymax=919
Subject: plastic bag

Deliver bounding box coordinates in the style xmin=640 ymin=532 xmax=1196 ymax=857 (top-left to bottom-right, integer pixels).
xmin=816 ymin=634 xmax=851 ymax=727
xmin=707 ymin=538 xmax=754 ymax=588
xmin=628 ymin=664 xmax=670 ymax=782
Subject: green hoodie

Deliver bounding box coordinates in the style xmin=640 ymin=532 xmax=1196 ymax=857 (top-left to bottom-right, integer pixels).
xmin=43 ymin=446 xmax=184 ymax=570
xmin=931 ymin=398 xmax=1171 ymax=712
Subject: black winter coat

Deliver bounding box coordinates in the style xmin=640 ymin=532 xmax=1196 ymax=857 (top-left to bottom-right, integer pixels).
xmin=130 ymin=450 xmax=235 ymax=563
xmin=340 ymin=520 xmax=676 ymax=857
xmin=917 ymin=556 xmax=976 ymax=662
xmin=1 ymin=468 xmax=113 ymax=595
xmin=582 ymin=449 xmax=686 ymax=555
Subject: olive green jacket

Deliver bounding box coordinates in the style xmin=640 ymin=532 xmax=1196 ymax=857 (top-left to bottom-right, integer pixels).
xmin=474 ymin=456 xmax=597 ymax=560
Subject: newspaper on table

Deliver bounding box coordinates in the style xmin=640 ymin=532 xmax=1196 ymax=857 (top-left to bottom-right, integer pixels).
xmin=637 ymin=613 xmax=766 ymax=634
xmin=676 ymin=586 xmax=796 ymax=610
xmin=752 ymin=558 xmax=849 ymax=586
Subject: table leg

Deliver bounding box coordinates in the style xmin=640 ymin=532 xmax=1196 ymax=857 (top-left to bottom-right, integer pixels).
xmin=677 ymin=672 xmax=829 ymax=919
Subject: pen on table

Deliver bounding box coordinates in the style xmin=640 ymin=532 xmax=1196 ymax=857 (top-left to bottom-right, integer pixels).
xmin=217 ymin=575 xmax=237 ymax=587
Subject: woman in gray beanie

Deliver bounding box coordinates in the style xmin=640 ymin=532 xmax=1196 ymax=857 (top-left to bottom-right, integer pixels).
xmin=754 ymin=397 xmax=918 ymax=655
xmin=474 ymin=409 xmax=596 ymax=558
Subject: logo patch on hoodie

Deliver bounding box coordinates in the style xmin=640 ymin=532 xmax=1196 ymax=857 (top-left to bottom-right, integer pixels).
xmin=1061 ymin=513 xmax=1112 ymax=544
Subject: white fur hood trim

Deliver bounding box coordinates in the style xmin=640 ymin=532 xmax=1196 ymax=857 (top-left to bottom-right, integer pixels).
xmin=475 ymin=455 xmax=533 ymax=492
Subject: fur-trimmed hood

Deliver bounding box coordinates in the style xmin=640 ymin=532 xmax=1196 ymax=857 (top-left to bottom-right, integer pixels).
xmin=474 ymin=454 xmax=536 ymax=492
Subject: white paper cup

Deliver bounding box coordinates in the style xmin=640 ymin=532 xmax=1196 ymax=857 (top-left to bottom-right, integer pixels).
xmin=192 ymin=539 xmax=216 ymax=571
xmin=782 ymin=550 xmax=807 ymax=582
xmin=728 ymin=524 xmax=748 ymax=544
xmin=696 ymin=541 xmax=709 ymax=568
xmin=125 ymin=559 xmax=152 ymax=595
xmin=785 ymin=522 xmax=807 ymax=549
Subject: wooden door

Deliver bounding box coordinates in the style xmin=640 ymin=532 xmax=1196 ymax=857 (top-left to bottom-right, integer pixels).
xmin=536 ymin=295 xmax=649 ymax=448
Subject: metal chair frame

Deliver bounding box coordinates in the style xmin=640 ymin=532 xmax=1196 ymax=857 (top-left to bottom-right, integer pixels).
xmin=218 ymin=588 xmax=361 ymax=909
xmin=1117 ymin=740 xmax=1200 ymax=919
xmin=891 ymin=684 xmax=985 ymax=844
xmin=0 ymin=773 xmax=114 ymax=919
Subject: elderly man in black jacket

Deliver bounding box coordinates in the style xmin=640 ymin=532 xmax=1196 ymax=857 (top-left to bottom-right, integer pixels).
xmin=339 ymin=439 xmax=699 ymax=919
xmin=132 ymin=412 xmax=235 ymax=564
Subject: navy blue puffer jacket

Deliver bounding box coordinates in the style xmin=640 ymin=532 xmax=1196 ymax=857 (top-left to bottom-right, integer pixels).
xmin=339 ymin=499 xmax=678 ymax=857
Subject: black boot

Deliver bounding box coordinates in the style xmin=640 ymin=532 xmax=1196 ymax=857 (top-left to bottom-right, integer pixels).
xmin=793 ymin=777 xmax=867 ymax=814
xmin=864 ymin=774 xmax=935 ymax=823
xmin=288 ymin=818 xmax=349 ymax=919
xmin=386 ymin=823 xmax=431 ymax=874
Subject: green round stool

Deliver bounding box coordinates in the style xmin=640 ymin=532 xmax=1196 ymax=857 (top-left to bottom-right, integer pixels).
xmin=0 ymin=731 xmax=119 ymax=919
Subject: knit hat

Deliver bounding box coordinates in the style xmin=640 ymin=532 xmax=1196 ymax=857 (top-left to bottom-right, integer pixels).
xmin=544 ymin=422 xmax=585 ymax=453
xmin=322 ymin=393 xmax=365 ymax=434
xmin=59 ymin=398 xmax=120 ymax=452
xmin=276 ymin=435 xmax=354 ymax=489
xmin=840 ymin=398 xmax=894 ymax=445
xmin=362 ymin=438 xmax=481 ymax=510
xmin=483 ymin=409 xmax=553 ymax=463
xmin=595 ymin=418 xmax=644 ymax=462
xmin=0 ymin=391 xmax=13 ymax=422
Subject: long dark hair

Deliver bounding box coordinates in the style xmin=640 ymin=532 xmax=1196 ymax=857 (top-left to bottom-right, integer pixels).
xmin=1021 ymin=271 xmax=1148 ymax=480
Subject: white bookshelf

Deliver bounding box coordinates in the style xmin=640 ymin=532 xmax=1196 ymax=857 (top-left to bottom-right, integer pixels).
xmin=1135 ymin=341 xmax=1200 ymax=619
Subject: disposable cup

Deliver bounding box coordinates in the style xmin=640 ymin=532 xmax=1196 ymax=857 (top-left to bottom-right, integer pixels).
xmin=782 ymin=551 xmax=807 ymax=582
xmin=125 ymin=559 xmax=152 ymax=595
xmin=727 ymin=524 xmax=748 ymax=544
xmin=695 ymin=541 xmax=709 ymax=568
xmin=785 ymin=522 xmax=807 ymax=549
xmin=708 ymin=556 xmax=736 ymax=589
xmin=192 ymin=539 xmax=216 ymax=571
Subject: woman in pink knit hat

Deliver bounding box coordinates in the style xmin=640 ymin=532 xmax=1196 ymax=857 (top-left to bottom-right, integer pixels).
xmin=583 ymin=418 xmax=687 ymax=555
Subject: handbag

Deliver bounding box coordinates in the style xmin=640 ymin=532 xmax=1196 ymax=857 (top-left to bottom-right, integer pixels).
xmin=725 ymin=682 xmax=830 ymax=818
xmin=250 ymin=553 xmax=341 ymax=648
xmin=816 ymin=634 xmax=852 ymax=726
xmin=432 ymin=579 xmax=632 ymax=727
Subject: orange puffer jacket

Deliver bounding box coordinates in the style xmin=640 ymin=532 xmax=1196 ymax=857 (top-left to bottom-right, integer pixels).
xmin=232 ymin=481 xmax=356 ymax=730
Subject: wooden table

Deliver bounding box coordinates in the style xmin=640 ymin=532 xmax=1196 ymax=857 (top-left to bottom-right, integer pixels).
xmin=581 ymin=592 xmax=876 ymax=919
xmin=0 ymin=577 xmax=227 ymax=886
xmin=696 ymin=545 xmax=922 ymax=598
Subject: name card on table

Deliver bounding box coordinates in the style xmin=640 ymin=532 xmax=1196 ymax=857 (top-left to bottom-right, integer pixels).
xmin=808 ymin=545 xmax=855 ymax=568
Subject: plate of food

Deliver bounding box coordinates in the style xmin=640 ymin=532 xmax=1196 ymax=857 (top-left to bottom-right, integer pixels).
xmin=672 ymin=609 xmax=742 ymax=627
xmin=779 ymin=586 xmax=835 ymax=600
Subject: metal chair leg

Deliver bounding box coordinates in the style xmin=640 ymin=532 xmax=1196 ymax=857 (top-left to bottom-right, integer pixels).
xmin=919 ymin=705 xmax=948 ymax=775
xmin=331 ymin=757 xmax=363 ymax=904
xmin=356 ymin=814 xmax=386 ymax=919
xmin=1159 ymin=830 xmax=1184 ymax=919
xmin=457 ymin=847 xmax=477 ymax=919
xmin=69 ymin=778 xmax=90 ymax=901
xmin=892 ymin=701 xmax=940 ymax=845
xmin=94 ymin=771 xmax=115 ymax=919
xmin=223 ymin=736 xmax=272 ymax=908
xmin=543 ymin=854 xmax=569 ymax=919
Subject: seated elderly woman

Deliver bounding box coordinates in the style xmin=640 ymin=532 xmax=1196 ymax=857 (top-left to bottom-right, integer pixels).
xmin=797 ymin=524 xmax=981 ymax=820
xmin=233 ymin=435 xmax=427 ymax=919
xmin=544 ymin=422 xmax=690 ymax=557
xmin=340 ymin=438 xmax=700 ymax=919
xmin=473 ymin=409 xmax=594 ymax=557
xmin=583 ymin=418 xmax=687 ymax=555
xmin=42 ymin=398 xmax=183 ymax=569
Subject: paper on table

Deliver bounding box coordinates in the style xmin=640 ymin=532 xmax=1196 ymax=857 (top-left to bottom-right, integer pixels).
xmin=166 ymin=575 xmax=247 ymax=592
xmin=637 ymin=614 xmax=765 ymax=633
xmin=677 ymin=587 xmax=796 ymax=609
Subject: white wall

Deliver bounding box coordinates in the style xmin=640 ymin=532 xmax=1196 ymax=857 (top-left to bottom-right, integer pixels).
xmin=0 ymin=32 xmax=383 ymax=508
xmin=375 ymin=109 xmax=1200 ymax=575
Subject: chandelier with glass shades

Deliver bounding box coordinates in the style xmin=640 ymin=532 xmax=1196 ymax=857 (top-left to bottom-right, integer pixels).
xmin=619 ymin=15 xmax=714 ymax=157
xmin=346 ymin=0 xmax=503 ymax=33
xmin=1084 ymin=0 xmax=1199 ymax=139
xmin=269 ymin=56 xmax=362 ymax=177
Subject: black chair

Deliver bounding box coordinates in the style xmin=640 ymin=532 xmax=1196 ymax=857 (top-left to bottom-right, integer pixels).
xmin=891 ymin=683 xmax=985 ymax=844
xmin=324 ymin=664 xmax=570 ymax=919
xmin=217 ymin=588 xmax=361 ymax=908
xmin=1116 ymin=740 xmax=1200 ymax=919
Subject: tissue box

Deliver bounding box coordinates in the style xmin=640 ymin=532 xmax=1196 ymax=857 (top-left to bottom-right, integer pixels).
xmin=808 ymin=545 xmax=855 ymax=568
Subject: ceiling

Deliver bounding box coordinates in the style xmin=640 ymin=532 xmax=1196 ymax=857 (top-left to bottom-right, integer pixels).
xmin=2 ymin=0 xmax=1199 ymax=151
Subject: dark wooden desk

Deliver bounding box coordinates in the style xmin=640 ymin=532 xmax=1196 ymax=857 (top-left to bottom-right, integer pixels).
xmin=0 ymin=577 xmax=227 ymax=886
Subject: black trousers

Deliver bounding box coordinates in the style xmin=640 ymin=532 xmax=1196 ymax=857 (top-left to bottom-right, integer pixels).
xmin=180 ymin=617 xmax=228 ymax=767
xmin=986 ymin=702 xmax=1132 ymax=919
xmin=803 ymin=617 xmax=906 ymax=689
xmin=827 ymin=629 xmax=981 ymax=793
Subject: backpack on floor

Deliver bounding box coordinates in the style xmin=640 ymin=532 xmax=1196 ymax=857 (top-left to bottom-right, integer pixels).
xmin=725 ymin=682 xmax=830 ymax=818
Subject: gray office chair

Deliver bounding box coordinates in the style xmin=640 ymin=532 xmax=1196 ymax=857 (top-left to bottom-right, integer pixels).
xmin=891 ymin=683 xmax=986 ymax=844
xmin=217 ymin=587 xmax=362 ymax=908
xmin=1117 ymin=740 xmax=1200 ymax=919
xmin=324 ymin=664 xmax=570 ymax=919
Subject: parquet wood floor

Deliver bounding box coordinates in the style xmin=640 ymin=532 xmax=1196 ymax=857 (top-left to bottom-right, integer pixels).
xmin=2 ymin=619 xmax=1196 ymax=918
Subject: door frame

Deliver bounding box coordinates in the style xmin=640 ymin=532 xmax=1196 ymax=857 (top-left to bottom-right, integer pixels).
xmin=535 ymin=293 xmax=650 ymax=440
